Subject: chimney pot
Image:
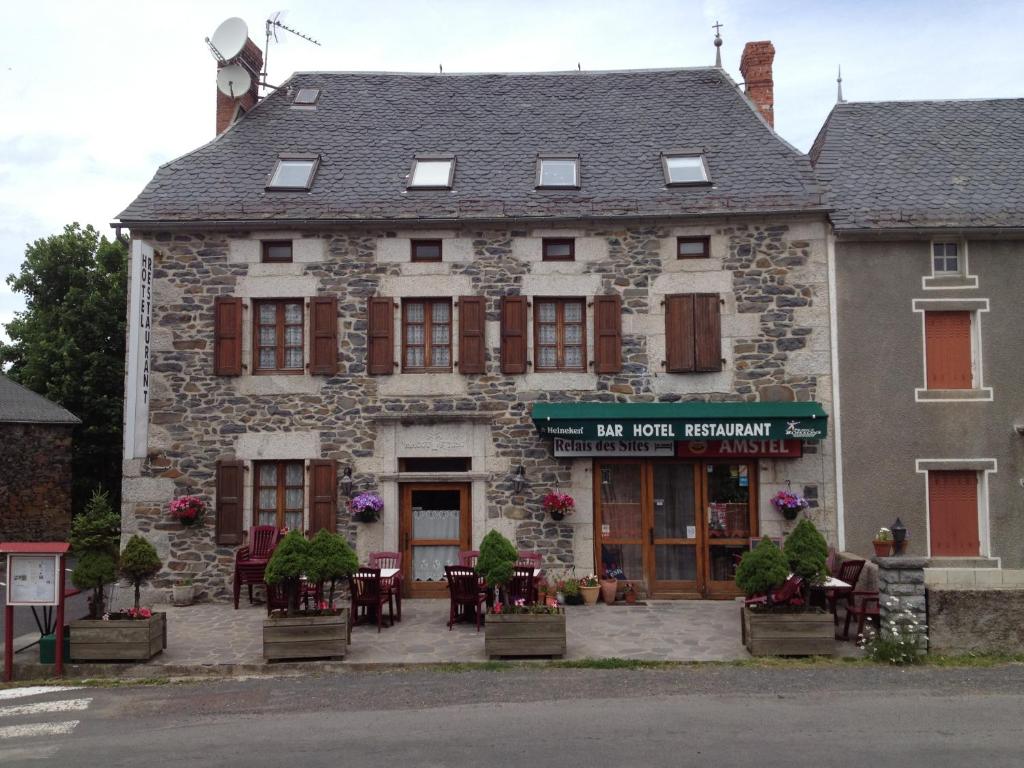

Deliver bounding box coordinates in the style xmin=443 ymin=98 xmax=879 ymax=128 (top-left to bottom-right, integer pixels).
xmin=216 ymin=38 xmax=264 ymax=135
xmin=739 ymin=40 xmax=776 ymax=128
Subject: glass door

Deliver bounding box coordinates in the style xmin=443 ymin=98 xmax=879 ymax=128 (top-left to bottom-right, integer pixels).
xmin=401 ymin=483 xmax=470 ymax=598
xmin=596 ymin=463 xmax=645 ymax=586
xmin=650 ymin=463 xmax=700 ymax=596
xmin=703 ymin=462 xmax=757 ymax=597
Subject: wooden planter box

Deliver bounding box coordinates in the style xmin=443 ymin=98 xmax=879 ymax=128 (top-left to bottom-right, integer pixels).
xmin=741 ymin=606 xmax=834 ymax=657
xmin=485 ymin=611 xmax=566 ymax=659
xmin=263 ymin=613 xmax=348 ymax=662
xmin=70 ymin=612 xmax=166 ymax=662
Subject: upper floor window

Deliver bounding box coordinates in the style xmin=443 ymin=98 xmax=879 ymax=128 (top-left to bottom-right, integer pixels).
xmin=408 ymin=156 xmax=455 ymax=189
xmin=262 ymin=241 xmax=293 ymax=263
xmin=255 ymin=300 xmax=304 ymax=373
xmin=292 ymin=87 xmax=321 ymax=106
xmin=267 ymin=155 xmax=319 ymax=190
xmin=411 ymin=239 xmax=443 ymax=262
xmin=534 ymin=298 xmax=586 ymax=372
xmin=932 ymin=242 xmax=961 ymax=275
xmin=402 ymin=299 xmax=452 ymax=372
xmin=536 ymin=156 xmax=580 ymax=189
xmin=677 ymin=236 xmax=710 ymax=259
xmin=542 ymin=238 xmax=575 ymax=262
xmin=256 ymin=460 xmax=304 ymax=530
xmin=662 ymin=152 xmax=710 ymax=185
xmin=923 ymin=311 xmax=973 ymax=389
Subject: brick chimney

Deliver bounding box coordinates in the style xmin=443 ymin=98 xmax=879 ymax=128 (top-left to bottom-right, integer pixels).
xmin=739 ymin=41 xmax=775 ymax=128
xmin=216 ymin=38 xmax=263 ymax=135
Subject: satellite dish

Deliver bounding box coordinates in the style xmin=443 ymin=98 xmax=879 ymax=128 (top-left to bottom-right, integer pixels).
xmin=210 ymin=17 xmax=248 ymax=62
xmin=217 ymin=64 xmax=252 ymax=98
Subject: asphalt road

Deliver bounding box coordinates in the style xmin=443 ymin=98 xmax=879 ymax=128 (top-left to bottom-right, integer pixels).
xmin=3 ymin=665 xmax=1024 ymax=767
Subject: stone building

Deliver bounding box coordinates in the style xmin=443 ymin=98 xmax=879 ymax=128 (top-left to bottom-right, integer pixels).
xmin=117 ymin=39 xmax=838 ymax=601
xmin=812 ymin=97 xmax=1024 ymax=567
xmin=0 ymin=374 xmax=79 ymax=542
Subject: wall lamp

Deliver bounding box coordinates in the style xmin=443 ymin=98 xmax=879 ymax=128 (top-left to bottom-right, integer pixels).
xmin=340 ymin=466 xmax=354 ymax=497
xmin=512 ymin=465 xmax=527 ymax=494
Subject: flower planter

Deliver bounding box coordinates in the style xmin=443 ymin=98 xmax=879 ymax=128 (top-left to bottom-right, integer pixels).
xmin=740 ymin=605 xmax=834 ymax=657
xmin=70 ymin=612 xmax=166 ymax=662
xmin=872 ymin=540 xmax=893 ymax=558
xmin=171 ymin=584 xmax=195 ymax=606
xmin=599 ymin=578 xmax=618 ymax=604
xmin=485 ymin=610 xmax=566 ymax=659
xmin=549 ymin=509 xmax=565 ymax=521
xmin=580 ymin=585 xmax=600 ymax=605
xmin=263 ymin=613 xmax=348 ymax=662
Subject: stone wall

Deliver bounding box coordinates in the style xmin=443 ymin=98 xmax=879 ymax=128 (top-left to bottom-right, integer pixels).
xmin=928 ymin=587 xmax=1024 ymax=654
xmin=0 ymin=423 xmax=74 ymax=541
xmin=123 ymin=215 xmax=836 ymax=599
xmin=875 ymin=556 xmax=928 ymax=648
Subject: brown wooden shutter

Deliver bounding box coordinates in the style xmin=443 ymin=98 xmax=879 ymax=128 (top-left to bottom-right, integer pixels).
xmin=309 ymin=459 xmax=338 ymax=533
xmin=593 ymin=294 xmax=622 ymax=374
xmin=925 ymin=311 xmax=972 ymax=389
xmin=309 ymin=296 xmax=338 ymax=375
xmin=694 ymin=294 xmax=722 ymax=372
xmin=215 ymin=459 xmax=245 ymax=545
xmin=213 ymin=296 xmax=243 ymax=376
xmin=664 ymin=294 xmax=695 ymax=372
xmin=500 ymin=296 xmax=528 ymax=374
xmin=458 ymin=296 xmax=486 ymax=374
xmin=928 ymin=470 xmax=980 ymax=556
xmin=367 ymin=296 xmax=394 ymax=375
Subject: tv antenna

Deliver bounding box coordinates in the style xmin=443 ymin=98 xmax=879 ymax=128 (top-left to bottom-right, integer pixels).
xmin=260 ymin=11 xmax=321 ymax=94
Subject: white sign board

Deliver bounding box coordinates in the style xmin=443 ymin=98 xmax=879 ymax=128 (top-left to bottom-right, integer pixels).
xmin=553 ymin=439 xmax=674 ymax=457
xmin=124 ymin=240 xmax=155 ymax=459
xmin=6 ymin=554 xmax=60 ymax=606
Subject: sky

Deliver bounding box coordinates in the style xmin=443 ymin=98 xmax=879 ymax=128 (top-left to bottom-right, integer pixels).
xmin=1 ymin=0 xmax=1022 ymax=340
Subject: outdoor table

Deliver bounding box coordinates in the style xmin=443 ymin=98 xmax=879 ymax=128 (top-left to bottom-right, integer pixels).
xmin=808 ymin=576 xmax=851 ymax=615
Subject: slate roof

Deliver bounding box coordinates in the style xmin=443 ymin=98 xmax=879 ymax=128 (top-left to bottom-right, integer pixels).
xmin=118 ymin=67 xmax=825 ymax=225
xmin=0 ymin=375 xmax=80 ymax=425
xmin=810 ymin=98 xmax=1024 ymax=230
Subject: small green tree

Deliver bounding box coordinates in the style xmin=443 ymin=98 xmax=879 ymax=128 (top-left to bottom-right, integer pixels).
xmin=264 ymin=531 xmax=311 ymax=617
xmin=307 ymin=530 xmax=359 ymax=608
xmin=118 ymin=535 xmax=162 ymax=612
xmin=70 ymin=488 xmax=121 ymax=618
xmin=735 ymin=538 xmax=789 ymax=598
xmin=476 ymin=530 xmax=518 ymax=604
xmin=783 ymin=519 xmax=829 ymax=585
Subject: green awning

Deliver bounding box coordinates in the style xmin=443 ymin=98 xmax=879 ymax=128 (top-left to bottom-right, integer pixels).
xmin=531 ymin=401 xmax=828 ymax=441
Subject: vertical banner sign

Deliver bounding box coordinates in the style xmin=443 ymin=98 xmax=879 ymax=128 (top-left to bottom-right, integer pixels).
xmin=124 ymin=240 xmax=155 ymax=459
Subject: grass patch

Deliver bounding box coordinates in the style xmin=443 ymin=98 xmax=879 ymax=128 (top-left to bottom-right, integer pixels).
xmin=0 ymin=676 xmax=175 ymax=690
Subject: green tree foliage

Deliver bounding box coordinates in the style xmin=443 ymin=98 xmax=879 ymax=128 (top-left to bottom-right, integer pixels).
xmin=735 ymin=538 xmax=789 ymax=597
xmin=70 ymin=488 xmax=121 ymax=618
xmin=118 ymin=535 xmax=162 ymax=611
xmin=783 ymin=519 xmax=829 ymax=584
xmin=307 ymin=530 xmax=359 ymax=607
xmin=1 ymin=224 xmax=128 ymax=513
xmin=476 ymin=529 xmax=518 ymax=601
xmin=265 ymin=531 xmax=312 ymax=616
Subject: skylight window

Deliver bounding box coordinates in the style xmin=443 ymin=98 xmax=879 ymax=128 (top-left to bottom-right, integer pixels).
xmin=408 ymin=156 xmax=455 ymax=189
xmin=662 ymin=152 xmax=711 ymax=185
xmin=292 ymin=87 xmax=321 ymax=106
xmin=267 ymin=155 xmax=319 ymax=190
xmin=536 ymin=156 xmax=580 ymax=189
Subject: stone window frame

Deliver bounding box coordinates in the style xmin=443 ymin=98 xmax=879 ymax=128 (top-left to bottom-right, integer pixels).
xmin=254 ymin=459 xmax=306 ymax=530
xmin=912 ymin=298 xmax=992 ymax=402
xmin=261 ymin=240 xmax=294 ymax=263
xmin=541 ymin=238 xmax=576 ymax=262
xmin=410 ymin=239 xmax=443 ymax=263
xmin=915 ymin=458 xmax=997 ymax=559
xmin=532 ymin=297 xmax=587 ymax=372
xmin=676 ymin=236 xmax=710 ymax=259
xmin=923 ymin=239 xmax=978 ymax=290
xmin=401 ymin=297 xmax=454 ymax=373
xmin=252 ymin=298 xmax=306 ymax=375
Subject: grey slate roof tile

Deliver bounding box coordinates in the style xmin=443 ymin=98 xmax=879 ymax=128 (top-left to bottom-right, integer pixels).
xmin=810 ymin=98 xmax=1024 ymax=230
xmin=0 ymin=374 xmax=80 ymax=425
xmin=119 ymin=68 xmax=824 ymax=224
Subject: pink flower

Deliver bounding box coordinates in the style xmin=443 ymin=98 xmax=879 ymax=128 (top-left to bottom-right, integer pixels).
xmin=493 ymin=602 xmax=503 ymax=614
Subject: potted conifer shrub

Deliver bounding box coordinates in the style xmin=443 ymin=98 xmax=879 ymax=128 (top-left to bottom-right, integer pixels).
xmin=479 ymin=531 xmax=566 ymax=659
xmin=262 ymin=530 xmax=356 ymax=661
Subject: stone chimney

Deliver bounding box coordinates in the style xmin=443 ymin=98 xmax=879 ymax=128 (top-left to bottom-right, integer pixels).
xmin=739 ymin=41 xmax=775 ymax=128
xmin=216 ymin=38 xmax=263 ymax=135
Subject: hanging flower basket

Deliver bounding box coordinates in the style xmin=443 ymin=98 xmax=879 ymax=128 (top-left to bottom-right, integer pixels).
xmin=770 ymin=490 xmax=807 ymax=521
xmin=542 ymin=491 xmax=575 ymax=521
xmin=350 ymin=492 xmax=383 ymax=523
xmin=168 ymin=495 xmax=206 ymax=527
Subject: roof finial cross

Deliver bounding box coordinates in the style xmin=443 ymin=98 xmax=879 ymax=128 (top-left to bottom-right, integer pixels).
xmin=713 ymin=20 xmax=724 ymax=68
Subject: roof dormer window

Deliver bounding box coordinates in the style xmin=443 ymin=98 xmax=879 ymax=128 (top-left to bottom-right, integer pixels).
xmin=661 ymin=151 xmax=711 ymax=186
xmin=536 ymin=155 xmax=580 ymax=189
xmin=267 ymin=154 xmax=319 ymax=190
xmin=408 ymin=156 xmax=455 ymax=189
xmin=292 ymin=87 xmax=321 ymax=107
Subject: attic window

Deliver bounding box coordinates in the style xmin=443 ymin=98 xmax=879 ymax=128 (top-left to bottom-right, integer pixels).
xmin=408 ymin=156 xmax=455 ymax=189
xmin=536 ymin=156 xmax=580 ymax=189
xmin=662 ymin=152 xmax=711 ymax=186
xmin=292 ymin=87 xmax=321 ymax=106
xmin=267 ymin=155 xmax=319 ymax=190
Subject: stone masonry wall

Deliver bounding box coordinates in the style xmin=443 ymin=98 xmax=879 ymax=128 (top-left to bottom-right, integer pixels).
xmin=122 ymin=216 xmax=836 ymax=600
xmin=0 ymin=423 xmax=74 ymax=541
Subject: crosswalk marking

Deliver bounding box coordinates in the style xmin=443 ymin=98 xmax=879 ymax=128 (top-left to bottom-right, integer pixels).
xmin=0 ymin=686 xmax=82 ymax=701
xmin=0 ymin=699 xmax=91 ymax=718
xmin=0 ymin=721 xmax=80 ymax=739
xmin=0 ymin=744 xmax=60 ymax=761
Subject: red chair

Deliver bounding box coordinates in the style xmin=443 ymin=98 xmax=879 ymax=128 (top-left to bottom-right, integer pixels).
xmin=842 ymin=591 xmax=881 ymax=641
xmin=233 ymin=526 xmax=282 ymax=609
xmin=369 ymin=551 xmax=403 ymax=622
xmin=744 ymin=575 xmax=805 ymax=608
xmin=349 ymin=568 xmax=394 ymax=632
xmin=826 ymin=559 xmax=865 ymax=626
xmin=506 ymin=567 xmax=536 ymax=606
xmin=445 ymin=565 xmax=487 ymax=631
xmin=516 ymin=551 xmax=541 ymax=568
xmin=458 ymin=550 xmax=480 ymax=568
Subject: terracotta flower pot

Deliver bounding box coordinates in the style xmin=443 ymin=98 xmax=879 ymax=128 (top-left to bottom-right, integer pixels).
xmin=580 ymin=585 xmax=600 ymax=606
xmin=625 ymin=590 xmax=638 ymax=605
xmin=872 ymin=540 xmax=893 ymax=557
xmin=599 ymin=579 xmax=618 ymax=605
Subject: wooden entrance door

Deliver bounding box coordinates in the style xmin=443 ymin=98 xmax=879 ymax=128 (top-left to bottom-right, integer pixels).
xmin=400 ymin=483 xmax=471 ymax=598
xmin=702 ymin=461 xmax=757 ymax=598
xmin=928 ymin=470 xmax=980 ymax=556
